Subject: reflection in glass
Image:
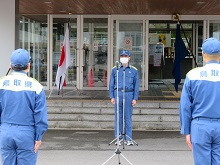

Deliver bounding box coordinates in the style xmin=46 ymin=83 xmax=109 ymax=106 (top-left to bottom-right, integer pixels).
xmin=83 ymin=18 xmax=108 ymax=87
xmin=113 ymin=21 xmax=143 ymax=87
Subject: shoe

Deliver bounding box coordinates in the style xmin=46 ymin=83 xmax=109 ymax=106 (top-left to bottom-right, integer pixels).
xmin=127 ymin=141 xmax=134 ymax=146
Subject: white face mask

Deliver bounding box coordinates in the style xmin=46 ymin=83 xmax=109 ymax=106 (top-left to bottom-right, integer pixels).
xmin=120 ymin=57 xmax=129 ymax=64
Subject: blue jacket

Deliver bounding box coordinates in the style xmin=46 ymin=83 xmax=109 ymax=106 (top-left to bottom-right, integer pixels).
xmin=0 ymin=71 xmax=48 ymax=140
xmin=109 ymin=64 xmax=139 ymax=100
xmin=180 ymin=61 xmax=220 ymax=134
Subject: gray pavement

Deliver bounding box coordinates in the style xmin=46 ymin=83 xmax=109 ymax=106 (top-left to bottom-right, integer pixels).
xmin=36 ymin=130 xmax=193 ymax=165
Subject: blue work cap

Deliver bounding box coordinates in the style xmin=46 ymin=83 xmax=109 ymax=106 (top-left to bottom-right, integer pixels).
xmin=10 ymin=49 xmax=31 ymax=67
xmin=202 ymin=37 xmax=220 ymax=55
xmin=120 ymin=50 xmax=130 ymax=56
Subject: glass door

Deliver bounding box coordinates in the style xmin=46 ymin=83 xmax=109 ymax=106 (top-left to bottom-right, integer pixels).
xmin=82 ymin=18 xmax=108 ymax=89
xmin=209 ymin=21 xmax=220 ymax=39
xmin=113 ymin=20 xmax=144 ymax=89
xmin=148 ymin=22 xmax=194 ymax=80
xmin=52 ymin=17 xmax=78 ymax=89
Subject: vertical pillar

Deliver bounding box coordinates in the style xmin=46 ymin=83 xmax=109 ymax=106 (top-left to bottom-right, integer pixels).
xmin=0 ymin=0 xmax=18 ymax=77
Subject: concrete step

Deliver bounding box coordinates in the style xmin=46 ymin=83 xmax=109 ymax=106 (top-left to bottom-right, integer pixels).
xmin=47 ymin=100 xmax=180 ymax=130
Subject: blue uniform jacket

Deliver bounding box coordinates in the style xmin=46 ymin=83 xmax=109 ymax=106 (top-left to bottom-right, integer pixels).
xmin=0 ymin=71 xmax=48 ymax=141
xmin=180 ymin=61 xmax=220 ymax=135
xmin=109 ymin=64 xmax=139 ymax=100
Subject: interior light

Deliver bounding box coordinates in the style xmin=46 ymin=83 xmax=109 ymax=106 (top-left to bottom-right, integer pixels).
xmin=44 ymin=1 xmax=52 ymax=4
xmin=197 ymin=1 xmax=205 ymax=4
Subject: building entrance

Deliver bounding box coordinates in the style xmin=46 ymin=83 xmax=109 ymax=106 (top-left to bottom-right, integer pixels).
xmin=18 ymin=15 xmax=220 ymax=92
xmin=148 ymin=22 xmax=195 ymax=81
xmin=147 ymin=21 xmax=205 ymax=91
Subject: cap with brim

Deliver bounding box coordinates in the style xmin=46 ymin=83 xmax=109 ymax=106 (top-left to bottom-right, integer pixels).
xmin=10 ymin=49 xmax=31 ymax=68
xmin=202 ymin=37 xmax=220 ymax=55
xmin=120 ymin=50 xmax=130 ymax=56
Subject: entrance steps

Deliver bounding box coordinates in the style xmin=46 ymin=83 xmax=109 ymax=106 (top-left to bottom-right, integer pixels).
xmin=47 ymin=99 xmax=180 ymax=130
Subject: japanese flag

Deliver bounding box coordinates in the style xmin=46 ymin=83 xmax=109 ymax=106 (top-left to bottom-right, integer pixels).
xmin=55 ymin=26 xmax=71 ymax=93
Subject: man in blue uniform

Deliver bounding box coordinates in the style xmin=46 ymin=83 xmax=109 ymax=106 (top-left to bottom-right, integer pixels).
xmin=109 ymin=50 xmax=139 ymax=146
xmin=180 ymin=38 xmax=220 ymax=165
xmin=0 ymin=49 xmax=48 ymax=165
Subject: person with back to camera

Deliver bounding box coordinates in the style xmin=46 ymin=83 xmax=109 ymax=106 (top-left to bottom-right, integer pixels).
xmin=0 ymin=48 xmax=48 ymax=165
xmin=180 ymin=37 xmax=220 ymax=165
xmin=109 ymin=50 xmax=139 ymax=146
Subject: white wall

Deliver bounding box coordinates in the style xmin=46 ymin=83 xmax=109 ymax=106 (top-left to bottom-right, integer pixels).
xmin=0 ymin=0 xmax=15 ymax=77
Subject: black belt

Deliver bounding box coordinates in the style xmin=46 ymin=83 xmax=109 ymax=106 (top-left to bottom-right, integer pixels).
xmin=193 ymin=117 xmax=220 ymax=121
xmin=115 ymin=88 xmax=134 ymax=92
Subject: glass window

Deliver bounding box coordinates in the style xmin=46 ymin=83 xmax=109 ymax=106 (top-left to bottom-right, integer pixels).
xmin=209 ymin=23 xmax=220 ymax=39
xmin=52 ymin=18 xmax=77 ymax=87
xmin=148 ymin=22 xmax=193 ymax=79
xmin=113 ymin=20 xmax=144 ymax=87
xmin=83 ymin=18 xmax=108 ymax=87
xmin=19 ymin=15 xmax=48 ymax=86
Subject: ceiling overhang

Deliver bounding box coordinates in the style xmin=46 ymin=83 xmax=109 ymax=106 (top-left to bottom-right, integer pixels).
xmin=20 ymin=0 xmax=220 ymax=15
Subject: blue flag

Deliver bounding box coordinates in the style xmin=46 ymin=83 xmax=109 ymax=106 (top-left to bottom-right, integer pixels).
xmin=172 ymin=24 xmax=189 ymax=92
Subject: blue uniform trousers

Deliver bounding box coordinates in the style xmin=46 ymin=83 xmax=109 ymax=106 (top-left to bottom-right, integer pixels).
xmin=0 ymin=123 xmax=37 ymax=165
xmin=114 ymin=91 xmax=133 ymax=140
xmin=191 ymin=118 xmax=220 ymax=165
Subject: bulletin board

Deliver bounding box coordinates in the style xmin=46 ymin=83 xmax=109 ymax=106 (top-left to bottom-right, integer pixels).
xmin=149 ymin=44 xmax=163 ymax=66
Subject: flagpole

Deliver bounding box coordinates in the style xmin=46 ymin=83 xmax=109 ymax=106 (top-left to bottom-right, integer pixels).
xmin=68 ymin=18 xmax=71 ymax=29
xmin=6 ymin=68 xmax=11 ymax=76
xmin=179 ymin=22 xmax=198 ymax=67
xmin=58 ymin=76 xmax=62 ymax=95
xmin=175 ymin=14 xmax=198 ymax=67
xmin=48 ymin=82 xmax=56 ymax=99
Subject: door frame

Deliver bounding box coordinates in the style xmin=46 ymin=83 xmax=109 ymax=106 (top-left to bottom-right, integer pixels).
xmin=111 ymin=15 xmax=146 ymax=91
xmin=80 ymin=15 xmax=109 ymax=90
xmin=144 ymin=15 xmax=219 ymax=90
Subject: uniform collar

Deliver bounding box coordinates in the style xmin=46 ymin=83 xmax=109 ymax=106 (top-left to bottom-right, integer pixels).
xmin=206 ymin=60 xmax=220 ymax=64
xmin=11 ymin=70 xmax=28 ymax=76
xmin=119 ymin=63 xmax=130 ymax=68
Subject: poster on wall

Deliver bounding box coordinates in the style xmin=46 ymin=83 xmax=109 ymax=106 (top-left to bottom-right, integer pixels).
xmin=158 ymin=34 xmax=166 ymax=45
xmin=154 ymin=53 xmax=162 ymax=66
xmin=158 ymin=33 xmax=171 ymax=47
xmin=149 ymin=44 xmax=163 ymax=66
xmin=123 ymin=37 xmax=132 ymax=50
